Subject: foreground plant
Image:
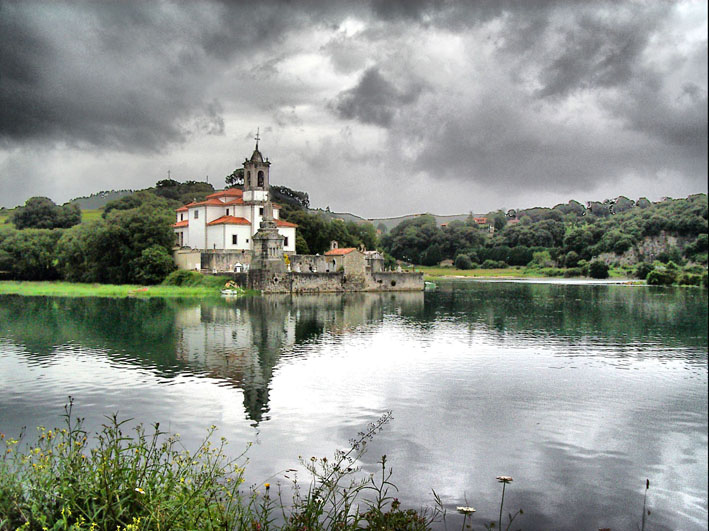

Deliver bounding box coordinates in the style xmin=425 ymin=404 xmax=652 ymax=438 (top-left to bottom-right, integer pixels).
xmin=483 ymin=476 xmax=522 ymax=531
xmin=1 ymin=403 xmax=439 ymax=531
xmin=0 ymin=398 xmax=250 ymax=530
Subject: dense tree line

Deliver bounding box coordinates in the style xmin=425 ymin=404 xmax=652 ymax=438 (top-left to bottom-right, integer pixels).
xmin=1 ymin=203 xmax=175 ymax=284
xmin=381 ymin=195 xmax=708 ymax=272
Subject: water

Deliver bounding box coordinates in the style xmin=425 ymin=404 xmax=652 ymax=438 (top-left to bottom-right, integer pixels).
xmin=0 ymin=282 xmax=706 ymax=530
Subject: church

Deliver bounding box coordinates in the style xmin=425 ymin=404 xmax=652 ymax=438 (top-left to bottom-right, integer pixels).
xmin=172 ymin=140 xmax=297 ymax=253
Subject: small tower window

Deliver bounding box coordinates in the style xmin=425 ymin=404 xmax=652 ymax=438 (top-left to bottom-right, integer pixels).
xmin=284 ymin=236 xmax=289 ymax=247
xmin=259 ymin=207 xmax=264 ymax=215
xmin=246 ymin=171 xmax=251 ymax=187
xmin=257 ymin=171 xmax=264 ymax=187
xmin=180 ymin=213 xmax=183 ymax=221
xmin=232 ymin=235 xmax=238 ymax=245
xmin=226 ymin=209 xmax=230 ymax=216
xmin=194 ymin=210 xmax=199 ymax=219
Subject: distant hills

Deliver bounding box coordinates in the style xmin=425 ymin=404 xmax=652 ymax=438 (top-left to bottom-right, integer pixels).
xmin=69 ymin=190 xmax=133 ymax=210
xmin=309 ymin=209 xmax=470 ymax=232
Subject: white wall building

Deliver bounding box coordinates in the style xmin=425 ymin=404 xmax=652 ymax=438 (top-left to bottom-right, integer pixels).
xmin=173 ymin=143 xmax=297 ymax=253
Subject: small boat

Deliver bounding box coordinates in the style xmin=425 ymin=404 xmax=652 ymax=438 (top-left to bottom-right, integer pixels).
xmin=221 ymin=289 xmax=242 ymax=296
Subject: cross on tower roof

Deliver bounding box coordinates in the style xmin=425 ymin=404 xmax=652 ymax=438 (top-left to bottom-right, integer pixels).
xmin=254 ymin=127 xmax=260 ymax=150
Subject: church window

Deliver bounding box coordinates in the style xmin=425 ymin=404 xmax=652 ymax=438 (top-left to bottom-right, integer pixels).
xmin=232 ymin=235 xmax=238 ymax=245
xmin=257 ymin=171 xmax=264 ymax=187
xmin=180 ymin=213 xmax=183 ymax=221
xmin=246 ymin=171 xmax=251 ymax=187
xmin=226 ymin=209 xmax=230 ymax=216
xmin=194 ymin=210 xmax=199 ymax=219
xmin=259 ymin=207 xmax=264 ymax=215
xmin=284 ymin=236 xmax=289 ymax=247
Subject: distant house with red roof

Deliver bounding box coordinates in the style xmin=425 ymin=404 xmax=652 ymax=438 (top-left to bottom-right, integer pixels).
xmin=172 ymin=143 xmax=297 ymax=253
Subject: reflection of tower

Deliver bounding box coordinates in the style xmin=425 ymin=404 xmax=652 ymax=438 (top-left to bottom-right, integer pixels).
xmin=171 ymin=292 xmax=424 ymax=424
xmin=174 ymin=298 xmax=295 ymax=424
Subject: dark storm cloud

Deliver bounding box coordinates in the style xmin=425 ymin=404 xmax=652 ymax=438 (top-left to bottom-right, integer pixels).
xmin=0 ymin=0 xmax=705 ymax=212
xmin=0 ymin=1 xmax=220 ymax=151
xmin=331 ymin=67 xmax=426 ymax=127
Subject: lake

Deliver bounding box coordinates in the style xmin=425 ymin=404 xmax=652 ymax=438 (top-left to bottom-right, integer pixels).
xmin=0 ymin=281 xmax=706 ymax=530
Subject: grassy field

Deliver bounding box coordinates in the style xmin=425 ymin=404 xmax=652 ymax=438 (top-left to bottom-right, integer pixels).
xmin=0 ymin=281 xmax=256 ymax=298
xmin=416 ymin=265 xmax=633 ymax=281
xmin=80 ymin=209 xmax=103 ymax=222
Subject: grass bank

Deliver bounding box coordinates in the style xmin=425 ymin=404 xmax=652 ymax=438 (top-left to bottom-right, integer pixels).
xmin=0 ymin=280 xmax=257 ymax=299
xmin=417 ymin=265 xmax=632 ymax=281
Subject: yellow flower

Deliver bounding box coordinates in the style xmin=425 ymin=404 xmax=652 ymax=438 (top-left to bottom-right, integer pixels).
xmin=265 ymin=483 xmax=270 ymax=490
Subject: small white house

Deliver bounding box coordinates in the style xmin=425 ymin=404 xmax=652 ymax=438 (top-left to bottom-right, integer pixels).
xmin=173 ymin=143 xmax=297 ymax=253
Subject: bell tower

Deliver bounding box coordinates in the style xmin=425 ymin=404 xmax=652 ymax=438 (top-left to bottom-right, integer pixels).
xmin=243 ymin=128 xmax=270 ymax=203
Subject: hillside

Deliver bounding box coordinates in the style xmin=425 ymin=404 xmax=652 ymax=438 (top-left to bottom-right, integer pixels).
xmin=69 ymin=190 xmax=133 ymax=209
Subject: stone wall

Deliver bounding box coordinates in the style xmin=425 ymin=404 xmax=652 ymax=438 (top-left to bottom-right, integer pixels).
xmin=291 ymin=272 xmax=347 ymax=293
xmin=201 ymin=250 xmax=252 ymax=272
xmin=366 ymin=272 xmax=424 ymax=291
xmin=173 ymin=249 xmax=201 ymax=270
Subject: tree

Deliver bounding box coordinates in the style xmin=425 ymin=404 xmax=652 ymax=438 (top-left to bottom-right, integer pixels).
xmin=588 ymin=259 xmax=609 ymax=279
xmin=225 ymin=168 xmax=244 ymax=188
xmin=11 ymin=197 xmax=82 ymax=230
xmin=454 ymin=254 xmax=472 ymax=270
xmin=130 ymin=245 xmax=175 ymax=285
xmin=0 ymin=229 xmax=62 ymax=280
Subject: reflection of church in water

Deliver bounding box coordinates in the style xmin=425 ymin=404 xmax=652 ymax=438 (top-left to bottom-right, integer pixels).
xmin=174 ymin=293 xmax=424 ymax=423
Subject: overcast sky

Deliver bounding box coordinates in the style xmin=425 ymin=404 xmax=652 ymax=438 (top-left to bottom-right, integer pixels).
xmin=1 ymin=1 xmax=707 ymax=217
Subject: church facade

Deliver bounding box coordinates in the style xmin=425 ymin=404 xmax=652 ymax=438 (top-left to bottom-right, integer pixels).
xmin=172 ymin=142 xmax=297 ymax=253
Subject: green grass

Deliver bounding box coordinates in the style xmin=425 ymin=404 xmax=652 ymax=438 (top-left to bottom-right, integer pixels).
xmin=0 ymin=280 xmax=256 ymax=299
xmin=418 ymin=265 xmax=633 ymax=282
xmin=80 ymin=209 xmax=103 ymax=223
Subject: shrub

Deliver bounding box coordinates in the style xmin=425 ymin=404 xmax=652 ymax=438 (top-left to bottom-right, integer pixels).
xmin=563 ymin=267 xmax=584 ymax=278
xmin=647 ymin=268 xmax=677 ymax=285
xmin=482 ymin=259 xmax=506 ymax=269
xmin=564 ymin=251 xmax=580 ymax=268
xmin=588 ymin=260 xmax=609 ymax=279
xmin=454 ymin=254 xmax=473 ymax=270
xmin=162 ymin=270 xmax=225 ymax=288
xmin=131 ymin=245 xmax=176 ymax=285
xmin=634 ymin=262 xmax=655 ymax=280
xmin=677 ymin=273 xmax=702 ymax=286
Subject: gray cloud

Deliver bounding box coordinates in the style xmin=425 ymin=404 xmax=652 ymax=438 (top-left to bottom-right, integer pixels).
xmin=331 ymin=67 xmax=426 ymax=127
xmin=0 ymin=0 xmax=706 ymax=213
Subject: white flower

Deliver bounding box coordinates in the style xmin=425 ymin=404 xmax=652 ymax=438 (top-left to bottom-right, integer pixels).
xmin=134 ymin=487 xmax=145 ymax=495
xmin=457 ymin=506 xmax=476 ymax=514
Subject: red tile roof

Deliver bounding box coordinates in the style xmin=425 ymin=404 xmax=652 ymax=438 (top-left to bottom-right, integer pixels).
xmin=324 ymin=248 xmax=357 ymax=256
xmin=176 ymin=206 xmax=189 ymax=212
xmin=473 ymin=217 xmax=488 ymax=224
xmin=275 ymin=219 xmax=298 ymax=228
xmin=188 ymin=198 xmax=226 ymax=207
xmin=172 ymin=220 xmax=189 ymax=228
xmin=206 ymin=189 xmax=243 ymax=199
xmin=207 ymin=215 xmax=251 ymax=226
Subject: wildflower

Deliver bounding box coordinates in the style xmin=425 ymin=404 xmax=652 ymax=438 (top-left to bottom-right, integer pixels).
xmin=135 ymin=487 xmax=145 ymax=495
xmin=496 ymin=476 xmax=513 ymax=483
xmin=457 ymin=506 xmax=476 ymax=515
xmin=265 ymin=483 xmax=270 ymax=490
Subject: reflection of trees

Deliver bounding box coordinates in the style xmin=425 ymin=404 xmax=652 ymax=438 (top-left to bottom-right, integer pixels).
xmin=0 ymin=296 xmax=183 ymax=372
xmin=427 ymin=282 xmax=708 ymax=351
